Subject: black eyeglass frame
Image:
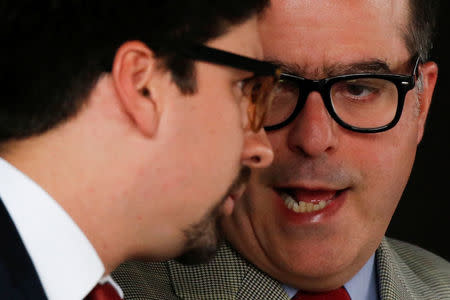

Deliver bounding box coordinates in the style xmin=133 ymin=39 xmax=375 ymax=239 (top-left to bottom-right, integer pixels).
xmin=150 ymin=42 xmax=281 ymax=132
xmin=176 ymin=43 xmax=280 ymax=77
xmin=264 ymin=56 xmax=421 ymax=133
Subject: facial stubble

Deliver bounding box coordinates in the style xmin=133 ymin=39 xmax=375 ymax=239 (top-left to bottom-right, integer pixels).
xmin=175 ymin=166 xmax=251 ymax=265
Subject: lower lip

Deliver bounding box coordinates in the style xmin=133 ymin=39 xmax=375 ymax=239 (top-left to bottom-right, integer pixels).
xmin=273 ymin=189 xmax=348 ymax=224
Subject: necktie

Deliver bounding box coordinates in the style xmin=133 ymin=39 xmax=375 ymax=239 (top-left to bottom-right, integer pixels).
xmin=291 ymin=287 xmax=351 ymax=300
xmin=85 ymin=282 xmax=122 ymax=300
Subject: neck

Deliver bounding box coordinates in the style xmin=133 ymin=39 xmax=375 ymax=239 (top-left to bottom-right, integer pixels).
xmin=1 ymin=113 xmax=133 ymax=275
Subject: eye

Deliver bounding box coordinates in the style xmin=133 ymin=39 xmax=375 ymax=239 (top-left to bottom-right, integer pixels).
xmin=234 ymin=75 xmax=254 ymax=99
xmin=332 ymin=79 xmax=384 ymax=102
xmin=343 ymin=82 xmax=378 ymax=97
xmin=232 ymin=79 xmax=245 ymax=101
xmin=262 ymin=78 xmax=299 ymax=127
xmin=345 ymin=84 xmax=373 ymax=97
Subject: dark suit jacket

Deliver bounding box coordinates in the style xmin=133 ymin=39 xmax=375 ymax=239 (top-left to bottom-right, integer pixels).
xmin=113 ymin=238 xmax=450 ymax=300
xmin=0 ymin=198 xmax=47 ymax=299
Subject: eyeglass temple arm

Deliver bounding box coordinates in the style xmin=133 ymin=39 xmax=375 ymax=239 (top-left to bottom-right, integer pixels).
xmin=180 ymin=44 xmax=279 ymax=76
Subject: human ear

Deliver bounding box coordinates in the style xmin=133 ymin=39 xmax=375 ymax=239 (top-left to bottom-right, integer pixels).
xmin=416 ymin=61 xmax=438 ymax=144
xmin=112 ymin=41 xmax=160 ymax=137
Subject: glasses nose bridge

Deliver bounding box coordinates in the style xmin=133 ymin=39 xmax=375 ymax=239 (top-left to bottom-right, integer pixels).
xmin=298 ymin=78 xmax=328 ymax=105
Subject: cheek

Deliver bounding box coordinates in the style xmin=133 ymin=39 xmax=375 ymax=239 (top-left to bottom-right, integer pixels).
xmin=163 ymin=117 xmax=244 ymax=207
xmin=267 ymin=129 xmax=289 ymax=160
xmin=349 ymin=126 xmax=419 ymax=221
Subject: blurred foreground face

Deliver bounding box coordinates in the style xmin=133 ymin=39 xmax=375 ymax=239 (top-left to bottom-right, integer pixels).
xmin=143 ymin=17 xmax=274 ymax=264
xmin=222 ymin=0 xmax=437 ymax=290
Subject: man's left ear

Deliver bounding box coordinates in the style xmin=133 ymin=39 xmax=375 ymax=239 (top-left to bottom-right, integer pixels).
xmin=112 ymin=41 xmax=161 ymax=137
xmin=416 ymin=61 xmax=438 ymax=144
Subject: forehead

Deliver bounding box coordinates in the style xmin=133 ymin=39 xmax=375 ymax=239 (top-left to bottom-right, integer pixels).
xmin=259 ymin=0 xmax=410 ymax=74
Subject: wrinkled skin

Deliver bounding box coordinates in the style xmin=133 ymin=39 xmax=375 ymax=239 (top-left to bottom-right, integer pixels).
xmin=222 ymin=0 xmax=437 ymax=291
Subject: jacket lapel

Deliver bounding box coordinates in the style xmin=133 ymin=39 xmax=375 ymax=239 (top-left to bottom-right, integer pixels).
xmin=0 ymin=198 xmax=47 ymax=299
xmin=376 ymin=238 xmax=410 ymax=299
xmin=169 ymin=242 xmax=289 ymax=300
xmin=376 ymin=237 xmax=440 ymax=300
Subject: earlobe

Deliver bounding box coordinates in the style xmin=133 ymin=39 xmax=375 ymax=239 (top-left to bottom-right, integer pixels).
xmin=416 ymin=61 xmax=438 ymax=144
xmin=112 ymin=41 xmax=160 ymax=137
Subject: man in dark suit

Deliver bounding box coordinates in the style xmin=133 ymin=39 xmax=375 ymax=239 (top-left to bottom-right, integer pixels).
xmin=112 ymin=0 xmax=450 ymax=299
xmin=0 ymin=201 xmax=47 ymax=299
xmin=0 ymin=0 xmax=280 ymax=298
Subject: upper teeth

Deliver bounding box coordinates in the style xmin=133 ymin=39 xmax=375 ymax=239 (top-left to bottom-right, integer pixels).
xmin=281 ymin=192 xmax=330 ymax=213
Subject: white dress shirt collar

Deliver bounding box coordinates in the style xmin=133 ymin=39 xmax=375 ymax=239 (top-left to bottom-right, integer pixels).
xmin=345 ymin=254 xmax=378 ymax=300
xmin=0 ymin=158 xmax=123 ymax=299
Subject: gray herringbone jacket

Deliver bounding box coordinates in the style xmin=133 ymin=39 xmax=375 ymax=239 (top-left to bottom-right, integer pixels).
xmin=112 ymin=237 xmax=450 ymax=299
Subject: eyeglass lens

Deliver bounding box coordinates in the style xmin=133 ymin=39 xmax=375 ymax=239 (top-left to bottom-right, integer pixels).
xmin=331 ymin=78 xmax=398 ymax=128
xmin=263 ymin=77 xmax=399 ymax=129
xmin=243 ymin=75 xmax=279 ymax=132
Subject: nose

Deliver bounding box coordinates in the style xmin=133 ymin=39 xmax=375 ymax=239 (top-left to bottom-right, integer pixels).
xmin=287 ymin=91 xmax=338 ymax=157
xmin=241 ymin=128 xmax=274 ymax=168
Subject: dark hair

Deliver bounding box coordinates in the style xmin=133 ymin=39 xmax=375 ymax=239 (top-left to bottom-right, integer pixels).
xmin=405 ymin=0 xmax=439 ymax=61
xmin=0 ymin=0 xmax=269 ymax=143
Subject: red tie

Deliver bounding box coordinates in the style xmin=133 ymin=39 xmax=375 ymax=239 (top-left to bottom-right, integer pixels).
xmin=291 ymin=287 xmax=351 ymax=300
xmin=85 ymin=282 xmax=122 ymax=300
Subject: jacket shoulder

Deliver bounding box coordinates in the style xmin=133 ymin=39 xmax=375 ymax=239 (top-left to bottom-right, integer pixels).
xmin=113 ymin=259 xmax=178 ymax=300
xmin=377 ymin=237 xmax=450 ymax=299
xmin=112 ymin=242 xmax=290 ymax=300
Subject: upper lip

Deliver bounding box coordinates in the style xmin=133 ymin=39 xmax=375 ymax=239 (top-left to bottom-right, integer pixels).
xmin=274 ymin=182 xmax=348 ymax=192
xmin=274 ymin=184 xmax=349 ymax=202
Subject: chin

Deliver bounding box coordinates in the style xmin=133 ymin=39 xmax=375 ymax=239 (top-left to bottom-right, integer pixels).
xmin=175 ymin=204 xmax=225 ymax=265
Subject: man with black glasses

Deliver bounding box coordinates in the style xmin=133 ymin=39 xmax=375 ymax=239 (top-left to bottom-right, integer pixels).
xmin=113 ymin=0 xmax=450 ymax=299
xmin=0 ymin=1 xmax=281 ymax=299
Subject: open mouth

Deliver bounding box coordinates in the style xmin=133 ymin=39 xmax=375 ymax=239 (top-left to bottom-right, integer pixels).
xmin=276 ymin=188 xmax=345 ymax=214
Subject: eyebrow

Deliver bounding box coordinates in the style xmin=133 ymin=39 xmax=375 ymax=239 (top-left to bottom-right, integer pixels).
xmin=267 ymin=58 xmax=393 ymax=78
